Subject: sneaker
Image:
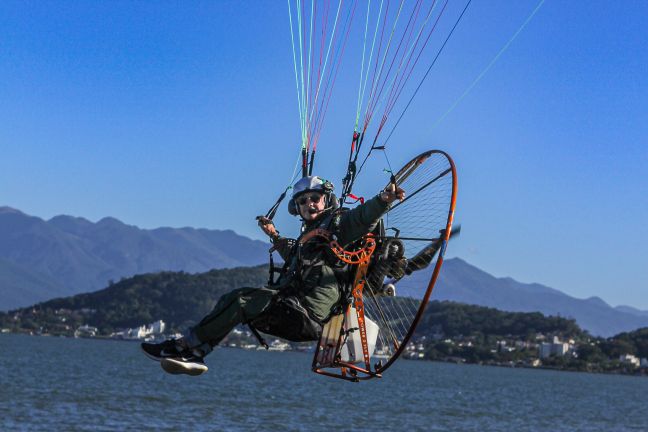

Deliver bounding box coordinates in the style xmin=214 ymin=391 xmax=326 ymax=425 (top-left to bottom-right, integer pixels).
xmin=161 ymin=354 xmax=208 ymax=376
xmin=141 ymin=339 xmax=185 ymax=362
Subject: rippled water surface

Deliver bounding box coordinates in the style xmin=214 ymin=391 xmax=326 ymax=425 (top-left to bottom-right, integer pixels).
xmin=1 ymin=334 xmax=647 ymax=431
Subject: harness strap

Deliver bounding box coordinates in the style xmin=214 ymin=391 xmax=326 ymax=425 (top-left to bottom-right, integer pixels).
xmin=268 ymin=251 xmax=275 ymax=285
xmin=248 ymin=324 xmax=269 ymax=350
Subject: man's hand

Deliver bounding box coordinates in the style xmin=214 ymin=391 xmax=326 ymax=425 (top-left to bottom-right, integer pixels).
xmin=380 ymin=183 xmax=405 ymax=204
xmin=257 ymin=216 xmax=279 ymax=240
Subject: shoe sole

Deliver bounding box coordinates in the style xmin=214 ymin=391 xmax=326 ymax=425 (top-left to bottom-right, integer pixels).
xmin=160 ymin=358 xmax=208 ymax=376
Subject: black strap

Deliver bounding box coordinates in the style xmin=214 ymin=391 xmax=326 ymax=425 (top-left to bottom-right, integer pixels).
xmin=261 ymin=186 xmax=290 ymax=222
xmin=268 ymin=252 xmax=276 ymax=285
xmin=247 ymin=324 xmax=269 ymax=350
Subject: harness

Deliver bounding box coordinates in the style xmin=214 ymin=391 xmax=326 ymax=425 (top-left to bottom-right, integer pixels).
xmin=249 ymin=211 xmax=351 ymax=346
xmin=251 ymin=205 xmax=406 ymax=348
xmin=267 ymin=211 xmax=349 ymax=292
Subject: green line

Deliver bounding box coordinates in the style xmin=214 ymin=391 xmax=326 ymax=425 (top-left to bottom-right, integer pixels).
xmin=374 ymin=0 xmax=439 ymax=121
xmin=305 ymin=0 xmax=315 ymax=148
xmin=432 ymin=0 xmax=546 ymax=130
xmin=297 ymin=0 xmax=307 ymax=147
xmin=365 ymin=0 xmax=406 ymax=121
xmin=358 ymin=0 xmax=384 ymax=128
xmin=288 ymin=0 xmax=306 ymax=151
xmin=355 ymin=0 xmax=372 ymax=130
xmin=306 ymin=0 xmax=344 ymax=138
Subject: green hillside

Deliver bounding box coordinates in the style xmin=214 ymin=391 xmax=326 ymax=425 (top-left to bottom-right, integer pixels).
xmin=0 ymin=265 xmax=582 ymax=339
xmin=2 ymin=266 xmax=646 ymax=375
xmin=0 ymin=266 xmax=268 ymax=334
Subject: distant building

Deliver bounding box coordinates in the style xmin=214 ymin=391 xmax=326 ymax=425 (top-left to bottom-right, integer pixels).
xmin=515 ymin=340 xmax=530 ymax=349
xmin=150 ymin=320 xmax=165 ymax=334
xmin=554 ymin=342 xmax=570 ymax=356
xmin=110 ymin=320 xmax=166 ymax=341
xmin=497 ymin=340 xmax=515 ymax=353
xmin=268 ymin=339 xmax=291 ymax=351
xmin=539 ymin=343 xmax=552 ymax=359
xmin=75 ymin=325 xmax=98 ymax=338
xmin=640 ymin=358 xmax=648 ymax=368
xmin=619 ymin=354 xmax=640 ymax=367
xmin=131 ymin=326 xmax=149 ymax=339
xmin=539 ymin=337 xmax=573 ymax=359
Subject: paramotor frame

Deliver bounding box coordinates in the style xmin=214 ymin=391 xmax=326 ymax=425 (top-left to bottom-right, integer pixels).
xmin=311 ymin=149 xmax=457 ymax=381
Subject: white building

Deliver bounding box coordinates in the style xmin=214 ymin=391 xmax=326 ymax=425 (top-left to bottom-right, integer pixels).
xmin=149 ymin=320 xmax=165 ymax=334
xmin=111 ymin=320 xmax=166 ymax=340
xmin=131 ymin=325 xmax=149 ymax=339
xmin=539 ymin=338 xmax=573 ymax=359
xmin=619 ymin=354 xmax=640 ymax=367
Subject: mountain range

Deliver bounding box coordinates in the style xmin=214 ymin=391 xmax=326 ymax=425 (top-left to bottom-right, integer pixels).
xmin=0 ymin=206 xmax=268 ymax=310
xmin=1 ymin=205 xmax=646 ymax=336
xmin=398 ymin=259 xmax=648 ymax=337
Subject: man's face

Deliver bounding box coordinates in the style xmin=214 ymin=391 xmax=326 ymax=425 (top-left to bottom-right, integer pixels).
xmin=296 ymin=192 xmax=326 ymax=221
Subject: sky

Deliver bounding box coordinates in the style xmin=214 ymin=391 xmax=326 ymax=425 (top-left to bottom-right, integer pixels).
xmin=1 ymin=1 xmax=647 ymax=309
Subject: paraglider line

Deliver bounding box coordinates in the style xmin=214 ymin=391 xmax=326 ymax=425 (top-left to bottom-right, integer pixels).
xmin=381 ymin=0 xmax=472 ymax=147
xmin=431 ymin=0 xmax=546 ymax=130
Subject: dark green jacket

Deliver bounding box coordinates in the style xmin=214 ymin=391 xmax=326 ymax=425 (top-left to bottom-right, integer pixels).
xmin=273 ymin=195 xmax=390 ymax=321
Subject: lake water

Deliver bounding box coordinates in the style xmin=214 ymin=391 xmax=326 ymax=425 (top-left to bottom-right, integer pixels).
xmin=1 ymin=334 xmax=646 ymax=431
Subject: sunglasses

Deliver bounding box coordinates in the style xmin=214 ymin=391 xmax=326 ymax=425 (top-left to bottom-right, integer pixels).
xmin=297 ymin=193 xmax=323 ymax=206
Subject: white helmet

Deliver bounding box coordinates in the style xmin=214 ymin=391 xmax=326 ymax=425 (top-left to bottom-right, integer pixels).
xmin=288 ymin=176 xmax=336 ymax=216
xmin=292 ymin=176 xmax=332 ymax=198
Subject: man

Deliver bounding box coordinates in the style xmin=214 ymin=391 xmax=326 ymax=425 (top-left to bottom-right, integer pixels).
xmin=141 ymin=176 xmax=404 ymax=376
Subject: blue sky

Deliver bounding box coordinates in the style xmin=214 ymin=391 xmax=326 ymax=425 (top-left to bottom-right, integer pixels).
xmin=1 ymin=1 xmax=647 ymax=309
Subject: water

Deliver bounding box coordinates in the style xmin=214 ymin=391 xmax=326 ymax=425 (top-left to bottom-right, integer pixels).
xmin=1 ymin=334 xmax=646 ymax=431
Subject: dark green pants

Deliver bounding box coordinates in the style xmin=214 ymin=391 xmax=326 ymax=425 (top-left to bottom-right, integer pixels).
xmin=190 ymin=281 xmax=340 ymax=350
xmin=192 ymin=287 xmax=278 ymax=346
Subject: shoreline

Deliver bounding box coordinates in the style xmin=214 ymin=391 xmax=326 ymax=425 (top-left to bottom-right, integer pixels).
xmin=3 ymin=331 xmax=646 ymax=378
